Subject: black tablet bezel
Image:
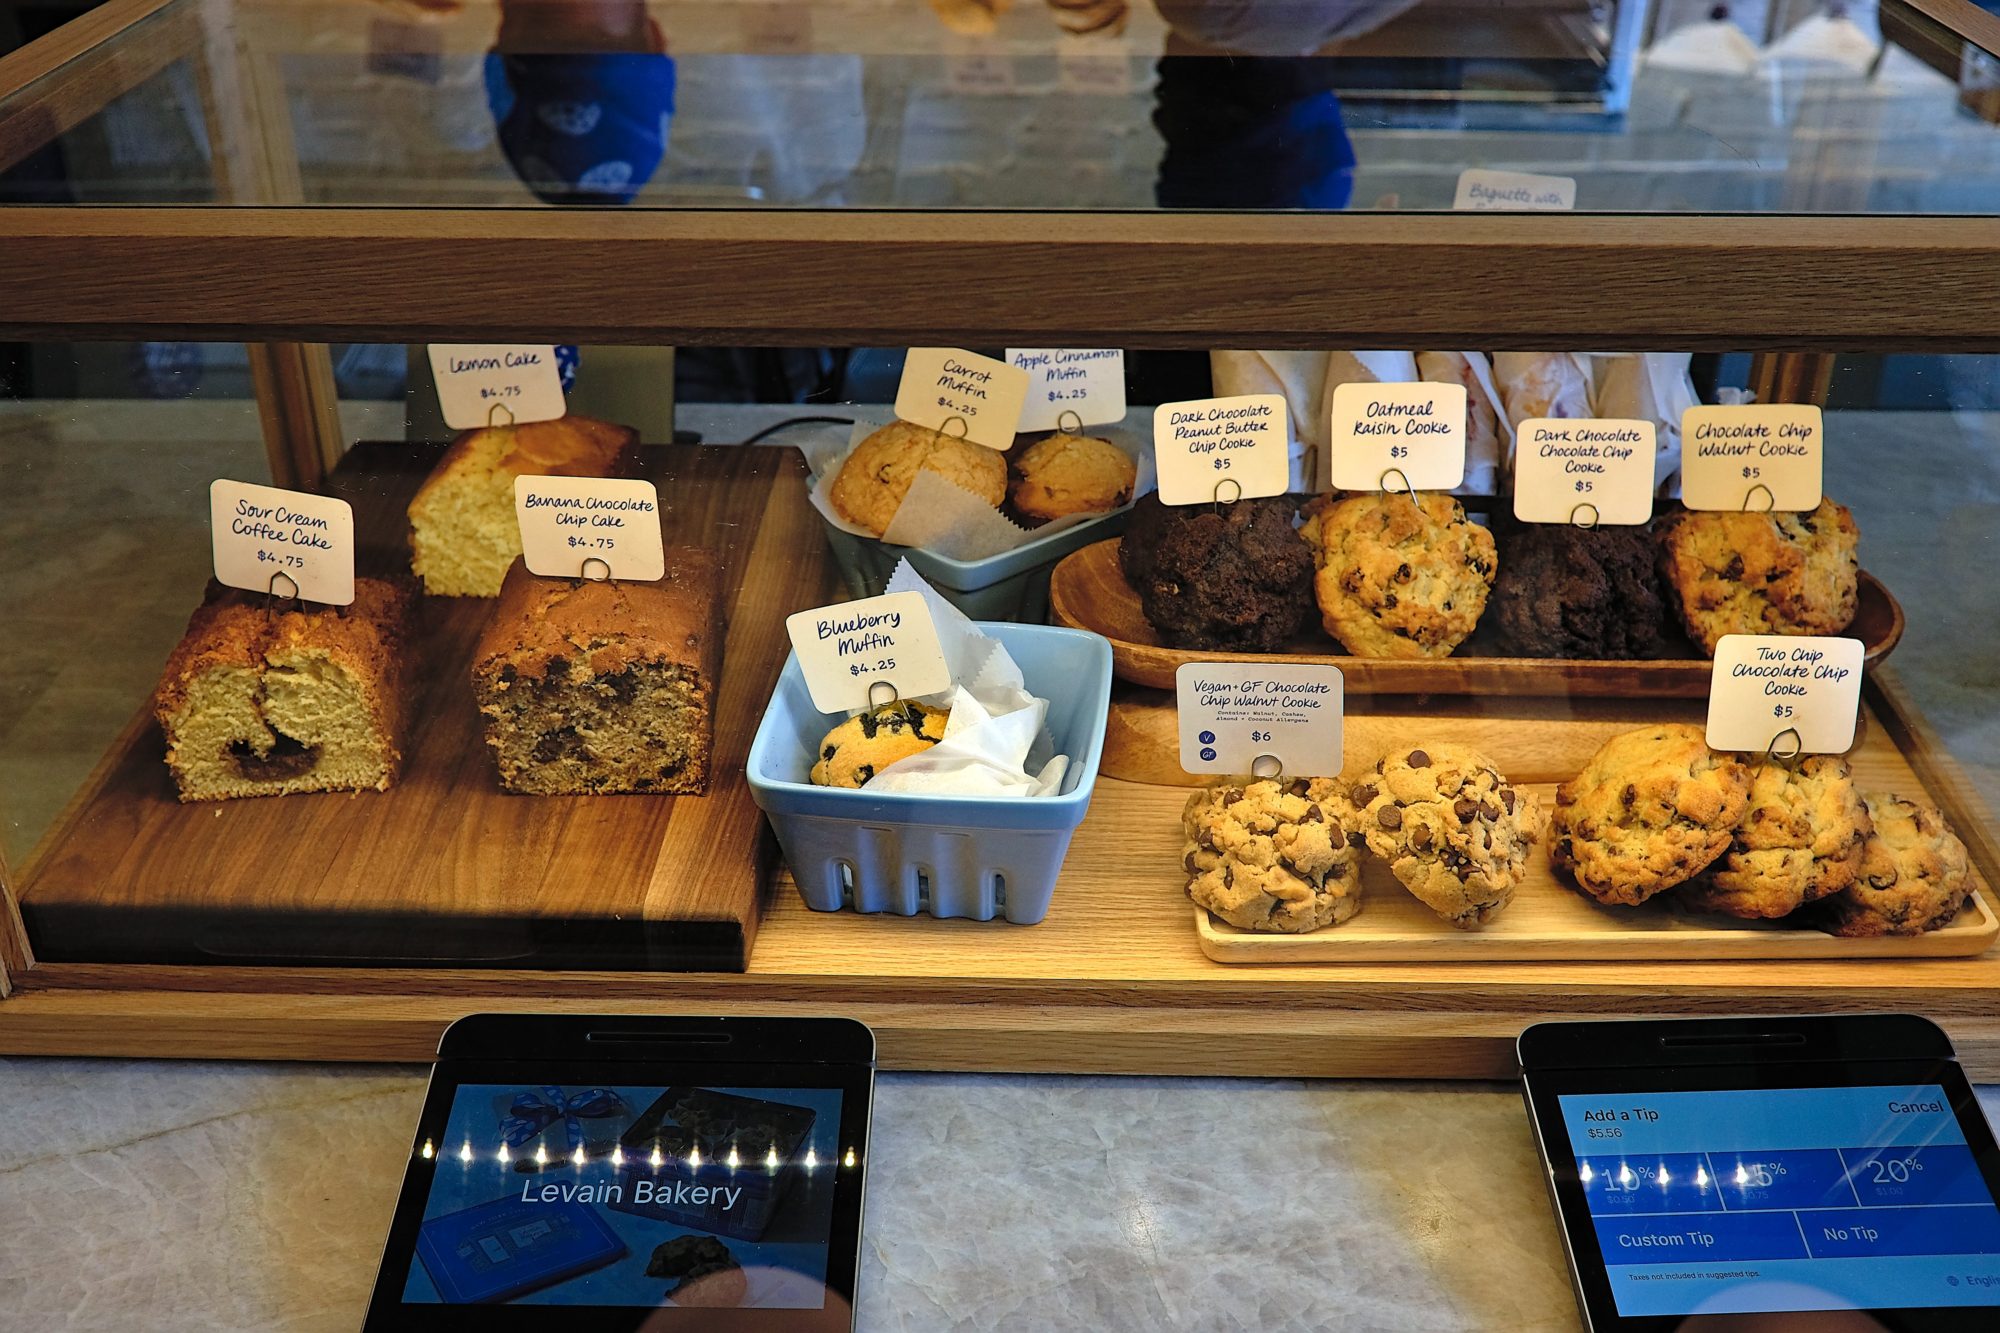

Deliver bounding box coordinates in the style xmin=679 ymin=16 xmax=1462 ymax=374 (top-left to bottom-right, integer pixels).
xmin=361 ymin=1016 xmax=874 ymax=1332
xmin=1523 ymin=1026 xmax=2000 ymax=1333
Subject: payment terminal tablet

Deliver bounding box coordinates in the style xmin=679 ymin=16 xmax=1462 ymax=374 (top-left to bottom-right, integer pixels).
xmin=362 ymin=1015 xmax=873 ymax=1331
xmin=1521 ymin=1015 xmax=2000 ymax=1332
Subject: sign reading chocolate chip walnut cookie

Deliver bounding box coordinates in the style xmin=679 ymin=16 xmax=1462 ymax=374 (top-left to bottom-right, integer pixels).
xmin=1681 ymin=405 xmax=1823 ymax=513
xmin=1176 ymin=663 xmax=1344 ymax=777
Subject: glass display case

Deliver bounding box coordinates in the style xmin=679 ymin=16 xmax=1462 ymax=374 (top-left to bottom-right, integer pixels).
xmin=4 ymin=0 xmax=2000 ymax=1077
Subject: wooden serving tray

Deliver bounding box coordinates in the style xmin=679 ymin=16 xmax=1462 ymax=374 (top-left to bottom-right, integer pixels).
xmin=14 ymin=443 xmax=837 ymax=972
xmin=1050 ymin=537 xmax=1905 ymax=697
xmin=1194 ymin=790 xmax=2000 ymax=964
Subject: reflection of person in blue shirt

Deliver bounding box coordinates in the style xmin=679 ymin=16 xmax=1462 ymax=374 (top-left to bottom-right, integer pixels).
xmin=484 ymin=0 xmax=675 ymax=205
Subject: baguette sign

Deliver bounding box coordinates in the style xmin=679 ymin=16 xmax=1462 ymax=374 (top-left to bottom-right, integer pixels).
xmin=428 ymin=344 xmax=567 ymax=431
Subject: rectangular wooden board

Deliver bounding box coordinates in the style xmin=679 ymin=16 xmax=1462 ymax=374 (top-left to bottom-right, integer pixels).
xmin=14 ymin=442 xmax=835 ymax=971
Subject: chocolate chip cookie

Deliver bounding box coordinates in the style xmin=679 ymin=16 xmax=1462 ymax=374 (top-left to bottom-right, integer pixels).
xmin=1182 ymin=777 xmax=1362 ymax=933
xmin=1347 ymin=743 xmax=1542 ymax=928
xmin=1677 ymin=755 xmax=1872 ymax=919
xmin=809 ymin=701 xmax=948 ymax=788
xmin=1297 ymin=492 xmax=1496 ymax=659
xmin=1655 ymin=497 xmax=1860 ymax=656
xmin=1815 ymin=792 xmax=1975 ymax=937
xmin=1491 ymin=523 xmax=1668 ymax=659
xmin=1552 ymin=724 xmax=1753 ymax=906
xmin=1118 ymin=492 xmax=1314 ymax=652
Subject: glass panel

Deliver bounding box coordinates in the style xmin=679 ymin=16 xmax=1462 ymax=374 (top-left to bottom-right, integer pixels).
xmin=3 ymin=0 xmax=2000 ymax=212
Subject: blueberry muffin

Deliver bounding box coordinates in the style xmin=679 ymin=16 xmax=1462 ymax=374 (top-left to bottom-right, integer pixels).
xmin=830 ymin=420 xmax=1007 ymax=536
xmin=1815 ymin=792 xmax=1975 ymax=937
xmin=809 ymin=702 xmax=949 ymax=788
xmin=1655 ymin=497 xmax=1860 ymax=656
xmin=1677 ymin=755 xmax=1871 ymax=919
xmin=1298 ymin=492 xmax=1496 ymax=659
xmin=1491 ymin=523 xmax=1667 ymax=659
xmin=1181 ymin=777 xmax=1362 ymax=933
xmin=1007 ymin=431 xmax=1136 ymax=523
xmin=1552 ymin=724 xmax=1753 ymax=906
xmin=1118 ymin=493 xmax=1313 ymax=652
xmin=1347 ymin=744 xmax=1542 ymax=929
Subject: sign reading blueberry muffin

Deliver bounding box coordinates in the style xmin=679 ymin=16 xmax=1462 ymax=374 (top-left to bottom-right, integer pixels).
xmin=1298 ymin=492 xmax=1496 ymax=658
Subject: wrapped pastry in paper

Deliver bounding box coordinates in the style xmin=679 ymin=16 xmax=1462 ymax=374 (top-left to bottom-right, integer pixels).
xmin=1210 ymin=351 xmax=1332 ymax=493
xmin=1589 ymin=352 xmax=1697 ymax=495
xmin=1416 ymin=351 xmax=1504 ymax=495
xmin=859 ymin=561 xmax=1070 ymax=798
xmin=801 ymin=417 xmax=1153 ymax=563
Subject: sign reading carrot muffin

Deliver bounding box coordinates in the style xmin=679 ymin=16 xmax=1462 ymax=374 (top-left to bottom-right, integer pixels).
xmin=893 ymin=348 xmax=1029 ymax=451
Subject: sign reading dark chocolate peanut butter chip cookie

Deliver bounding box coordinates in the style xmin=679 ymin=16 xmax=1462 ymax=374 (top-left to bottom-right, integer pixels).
xmin=1154 ymin=394 xmax=1289 ymax=506
xmin=786 ymin=592 xmax=951 ymax=714
xmin=1176 ymin=663 xmax=1344 ymax=777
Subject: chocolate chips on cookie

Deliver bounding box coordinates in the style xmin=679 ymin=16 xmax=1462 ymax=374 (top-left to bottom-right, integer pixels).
xmin=1348 ymin=743 xmax=1542 ymax=929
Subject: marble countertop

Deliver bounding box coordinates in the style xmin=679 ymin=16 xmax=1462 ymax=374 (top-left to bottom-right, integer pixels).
xmin=8 ymin=1058 xmax=1993 ymax=1332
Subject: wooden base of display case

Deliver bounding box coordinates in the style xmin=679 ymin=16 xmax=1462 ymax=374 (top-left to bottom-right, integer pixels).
xmin=4 ymin=673 xmax=1999 ymax=1079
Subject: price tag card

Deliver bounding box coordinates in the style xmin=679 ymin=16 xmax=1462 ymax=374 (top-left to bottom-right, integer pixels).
xmin=428 ymin=344 xmax=566 ymax=431
xmin=894 ymin=348 xmax=1030 ymax=452
xmin=1706 ymin=634 xmax=1864 ymax=755
xmin=210 ymin=480 xmax=355 ymax=606
xmin=513 ymin=476 xmax=665 ymax=582
xmin=1452 ymin=168 xmax=1577 ymax=211
xmin=1327 ymin=381 xmax=1467 ymax=492
xmin=1004 ymin=348 xmax=1126 ymax=432
xmin=1177 ymin=663 xmax=1344 ymax=777
xmin=1154 ymin=394 xmax=1289 ymax=506
xmin=785 ymin=591 xmax=952 ymax=714
xmin=1681 ymin=405 xmax=1824 ymax=512
xmin=1512 ymin=418 xmax=1658 ymax=526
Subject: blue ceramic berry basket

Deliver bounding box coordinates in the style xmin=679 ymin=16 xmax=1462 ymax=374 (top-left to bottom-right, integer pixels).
xmin=746 ymin=622 xmax=1112 ymax=925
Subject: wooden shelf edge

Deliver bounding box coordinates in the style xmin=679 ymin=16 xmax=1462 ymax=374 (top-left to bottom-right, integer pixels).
xmin=6 ymin=985 xmax=2000 ymax=1080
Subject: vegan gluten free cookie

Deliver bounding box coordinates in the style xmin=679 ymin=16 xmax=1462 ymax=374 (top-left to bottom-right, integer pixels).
xmin=1551 ymin=724 xmax=1753 ymax=906
xmin=1655 ymin=497 xmax=1859 ymax=656
xmin=1347 ymin=743 xmax=1543 ymax=929
xmin=1298 ymin=492 xmax=1496 ymax=659
xmin=1676 ymin=755 xmax=1871 ymax=920
xmin=1181 ymin=777 xmax=1362 ymax=933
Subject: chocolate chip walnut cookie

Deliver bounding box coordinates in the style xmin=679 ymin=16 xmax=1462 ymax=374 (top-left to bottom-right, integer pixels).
xmin=1655 ymin=497 xmax=1859 ymax=656
xmin=1298 ymin=492 xmax=1496 ymax=659
xmin=809 ymin=702 xmax=948 ymax=788
xmin=1347 ymin=744 xmax=1542 ymax=929
xmin=1676 ymin=755 xmax=1871 ymax=920
xmin=1815 ymin=792 xmax=1974 ymax=937
xmin=1181 ymin=777 xmax=1361 ymax=933
xmin=1551 ymin=724 xmax=1753 ymax=906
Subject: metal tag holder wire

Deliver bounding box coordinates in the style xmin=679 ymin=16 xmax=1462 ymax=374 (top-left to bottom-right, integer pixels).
xmin=1755 ymin=725 xmax=1804 ymax=782
xmin=487 ymin=401 xmax=517 ymax=429
xmin=1249 ymin=754 xmax=1284 ymax=781
xmin=264 ymin=569 xmax=302 ymax=619
xmin=1056 ymin=409 xmax=1085 ymax=436
xmin=580 ymin=556 xmax=614 ymax=583
xmin=1380 ymin=465 xmax=1423 ymax=516
xmin=866 ymin=680 xmax=902 ymax=714
xmin=937 ymin=415 xmax=970 ymax=441
xmin=1211 ymin=474 xmax=1243 ymax=514
xmin=1742 ymin=482 xmax=1776 ymax=513
xmin=1570 ymin=501 xmax=1600 ymax=530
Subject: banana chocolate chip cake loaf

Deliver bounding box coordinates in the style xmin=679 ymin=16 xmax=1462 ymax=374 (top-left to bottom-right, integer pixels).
xmin=471 ymin=551 xmax=722 ymax=795
xmin=153 ymin=578 xmax=415 ymax=801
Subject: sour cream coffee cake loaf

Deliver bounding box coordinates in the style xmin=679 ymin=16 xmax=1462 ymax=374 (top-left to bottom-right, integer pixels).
xmin=153 ymin=579 xmax=415 ymax=801
xmin=470 ymin=552 xmax=722 ymax=795
xmin=407 ymin=414 xmax=638 ymax=597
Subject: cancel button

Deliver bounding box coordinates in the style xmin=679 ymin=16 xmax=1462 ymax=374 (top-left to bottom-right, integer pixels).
xmin=1888 ymin=1099 xmax=1945 ymax=1114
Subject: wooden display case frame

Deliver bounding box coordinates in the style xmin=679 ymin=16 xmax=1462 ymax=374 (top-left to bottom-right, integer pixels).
xmin=4 ymin=0 xmax=2000 ymax=1075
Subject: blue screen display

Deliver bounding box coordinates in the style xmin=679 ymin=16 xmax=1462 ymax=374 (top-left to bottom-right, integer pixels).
xmin=404 ymin=1084 xmax=847 ymax=1310
xmin=1558 ymin=1085 xmax=2000 ymax=1316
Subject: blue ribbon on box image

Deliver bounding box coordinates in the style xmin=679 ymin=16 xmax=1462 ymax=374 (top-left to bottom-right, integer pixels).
xmin=500 ymin=1086 xmax=629 ymax=1151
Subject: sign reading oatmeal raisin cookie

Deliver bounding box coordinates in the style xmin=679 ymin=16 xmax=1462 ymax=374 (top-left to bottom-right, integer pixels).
xmin=1706 ymin=634 xmax=1864 ymax=755
xmin=1326 ymin=381 xmax=1467 ymax=493
xmin=786 ymin=591 xmax=951 ymax=714
xmin=894 ymin=348 xmax=1030 ymax=452
xmin=1176 ymin=663 xmax=1344 ymax=777
xmin=514 ymin=476 xmax=665 ymax=582
xmin=210 ymin=479 xmax=355 ymax=606
xmin=1681 ymin=404 xmax=1823 ymax=512
xmin=1154 ymin=394 xmax=1289 ymax=507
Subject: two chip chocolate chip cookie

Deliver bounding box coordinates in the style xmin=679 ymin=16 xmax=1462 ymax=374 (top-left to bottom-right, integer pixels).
xmin=1552 ymin=724 xmax=1753 ymax=906
xmin=1815 ymin=792 xmax=1974 ymax=937
xmin=1298 ymin=492 xmax=1497 ymax=659
xmin=1181 ymin=777 xmax=1361 ymax=933
xmin=1347 ymin=743 xmax=1542 ymax=928
xmin=1677 ymin=755 xmax=1871 ymax=919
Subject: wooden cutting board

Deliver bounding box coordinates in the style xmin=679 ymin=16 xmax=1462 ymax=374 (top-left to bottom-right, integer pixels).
xmin=17 ymin=442 xmax=835 ymax=970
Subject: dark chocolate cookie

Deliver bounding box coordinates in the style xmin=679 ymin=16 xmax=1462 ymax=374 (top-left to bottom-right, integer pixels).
xmin=1117 ymin=493 xmax=1312 ymax=652
xmin=1491 ymin=523 xmax=1667 ymax=660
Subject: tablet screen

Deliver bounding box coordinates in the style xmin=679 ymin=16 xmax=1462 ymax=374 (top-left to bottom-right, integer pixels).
xmin=1557 ymin=1085 xmax=2000 ymax=1317
xmin=404 ymin=1083 xmax=847 ymax=1310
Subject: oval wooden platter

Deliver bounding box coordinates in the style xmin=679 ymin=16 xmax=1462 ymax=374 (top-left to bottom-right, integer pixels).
xmin=1050 ymin=537 xmax=1904 ymax=697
